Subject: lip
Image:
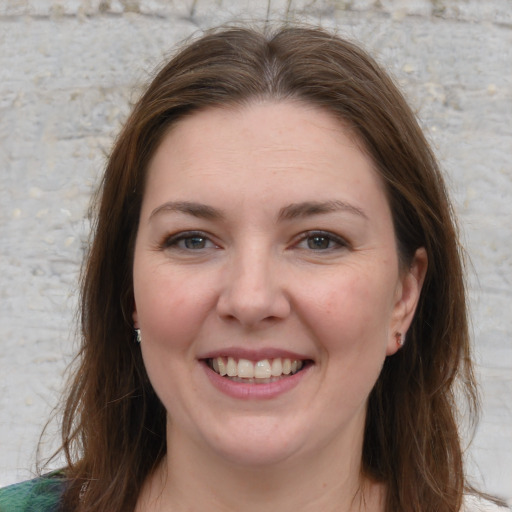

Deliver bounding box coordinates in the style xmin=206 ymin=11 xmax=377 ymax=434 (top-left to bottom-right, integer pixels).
xmin=198 ymin=347 xmax=312 ymax=361
xmin=200 ymin=359 xmax=312 ymax=399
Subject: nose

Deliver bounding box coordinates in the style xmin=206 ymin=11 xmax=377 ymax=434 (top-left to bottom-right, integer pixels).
xmin=216 ymin=245 xmax=291 ymax=328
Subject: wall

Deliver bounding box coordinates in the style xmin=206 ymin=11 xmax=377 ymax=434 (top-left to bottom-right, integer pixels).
xmin=0 ymin=0 xmax=511 ymax=503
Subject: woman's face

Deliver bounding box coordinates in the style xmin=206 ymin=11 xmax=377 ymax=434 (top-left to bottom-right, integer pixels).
xmin=132 ymin=101 xmax=425 ymax=467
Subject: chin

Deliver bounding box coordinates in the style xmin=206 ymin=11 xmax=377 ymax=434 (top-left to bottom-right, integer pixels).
xmin=200 ymin=417 xmax=308 ymax=468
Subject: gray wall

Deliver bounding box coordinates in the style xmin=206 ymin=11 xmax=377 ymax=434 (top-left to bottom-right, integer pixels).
xmin=0 ymin=0 xmax=510 ymax=503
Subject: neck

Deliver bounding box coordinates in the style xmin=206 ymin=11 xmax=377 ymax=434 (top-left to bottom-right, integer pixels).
xmin=137 ymin=424 xmax=385 ymax=512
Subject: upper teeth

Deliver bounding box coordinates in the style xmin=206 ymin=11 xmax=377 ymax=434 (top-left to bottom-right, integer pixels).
xmin=211 ymin=357 xmax=304 ymax=379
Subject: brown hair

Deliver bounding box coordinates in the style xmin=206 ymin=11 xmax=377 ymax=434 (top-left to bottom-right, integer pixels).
xmin=55 ymin=26 xmax=479 ymax=511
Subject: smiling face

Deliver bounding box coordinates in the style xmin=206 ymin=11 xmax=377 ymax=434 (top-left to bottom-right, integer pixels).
xmin=132 ymin=101 xmax=426 ymax=470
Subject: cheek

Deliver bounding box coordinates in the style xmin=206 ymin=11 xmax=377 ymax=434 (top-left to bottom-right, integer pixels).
xmin=301 ymin=269 xmax=396 ymax=351
xmin=310 ymin=275 xmax=395 ymax=405
xmin=134 ymin=268 xmax=216 ymax=350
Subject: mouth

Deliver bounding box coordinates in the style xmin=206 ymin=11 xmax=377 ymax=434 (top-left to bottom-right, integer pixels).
xmin=205 ymin=356 xmax=310 ymax=384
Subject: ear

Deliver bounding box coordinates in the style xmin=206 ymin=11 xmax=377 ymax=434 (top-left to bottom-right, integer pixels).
xmin=386 ymin=247 xmax=428 ymax=355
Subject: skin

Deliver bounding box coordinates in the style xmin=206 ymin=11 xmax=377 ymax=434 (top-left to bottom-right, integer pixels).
xmin=132 ymin=101 xmax=427 ymax=511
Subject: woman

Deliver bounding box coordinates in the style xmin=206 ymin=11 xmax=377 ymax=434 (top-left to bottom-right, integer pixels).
xmin=0 ymin=26 xmax=508 ymax=512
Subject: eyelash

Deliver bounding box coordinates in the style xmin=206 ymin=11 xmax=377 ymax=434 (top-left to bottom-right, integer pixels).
xmin=160 ymin=231 xmax=218 ymax=251
xmin=160 ymin=230 xmax=348 ymax=252
xmin=294 ymin=231 xmax=349 ymax=251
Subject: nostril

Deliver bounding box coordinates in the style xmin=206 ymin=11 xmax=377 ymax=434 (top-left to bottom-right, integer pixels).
xmin=216 ymin=285 xmax=291 ymax=327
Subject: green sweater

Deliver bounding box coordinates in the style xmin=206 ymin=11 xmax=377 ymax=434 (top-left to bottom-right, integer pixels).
xmin=0 ymin=472 xmax=66 ymax=512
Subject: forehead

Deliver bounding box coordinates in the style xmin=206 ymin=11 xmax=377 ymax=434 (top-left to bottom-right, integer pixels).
xmin=162 ymin=100 xmax=365 ymax=155
xmin=142 ymin=100 xmax=388 ymax=217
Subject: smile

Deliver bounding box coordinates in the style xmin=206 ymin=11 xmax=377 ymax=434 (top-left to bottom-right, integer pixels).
xmin=207 ymin=357 xmax=306 ymax=382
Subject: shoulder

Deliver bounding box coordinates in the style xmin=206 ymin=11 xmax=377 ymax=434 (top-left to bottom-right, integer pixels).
xmin=0 ymin=471 xmax=67 ymax=512
xmin=462 ymin=494 xmax=511 ymax=512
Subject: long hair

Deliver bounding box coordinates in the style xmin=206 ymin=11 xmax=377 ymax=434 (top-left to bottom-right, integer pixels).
xmin=56 ymin=26 xmax=478 ymax=512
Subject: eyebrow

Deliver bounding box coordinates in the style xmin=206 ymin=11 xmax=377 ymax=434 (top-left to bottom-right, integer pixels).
xmin=149 ymin=199 xmax=367 ymax=222
xmin=277 ymin=200 xmax=368 ymax=221
xmin=149 ymin=201 xmax=225 ymax=221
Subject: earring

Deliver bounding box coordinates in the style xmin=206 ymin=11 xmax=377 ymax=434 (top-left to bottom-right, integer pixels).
xmin=135 ymin=328 xmax=142 ymax=344
xmin=395 ymin=332 xmax=404 ymax=347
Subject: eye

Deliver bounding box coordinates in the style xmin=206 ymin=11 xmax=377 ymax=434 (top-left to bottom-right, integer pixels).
xmin=295 ymin=231 xmax=348 ymax=251
xmin=306 ymin=235 xmax=332 ymax=250
xmin=162 ymin=231 xmax=217 ymax=250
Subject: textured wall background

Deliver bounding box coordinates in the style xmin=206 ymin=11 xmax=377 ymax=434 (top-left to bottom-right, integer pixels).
xmin=0 ymin=0 xmax=511 ymax=503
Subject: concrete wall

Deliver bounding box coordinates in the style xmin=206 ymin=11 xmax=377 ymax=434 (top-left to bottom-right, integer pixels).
xmin=0 ymin=0 xmax=510 ymax=503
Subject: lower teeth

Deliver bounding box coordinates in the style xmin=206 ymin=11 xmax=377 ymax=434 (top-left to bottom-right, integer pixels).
xmin=224 ymin=376 xmax=285 ymax=384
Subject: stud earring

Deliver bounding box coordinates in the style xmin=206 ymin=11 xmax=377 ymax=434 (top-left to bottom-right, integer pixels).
xmin=395 ymin=332 xmax=404 ymax=347
xmin=135 ymin=328 xmax=141 ymax=344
